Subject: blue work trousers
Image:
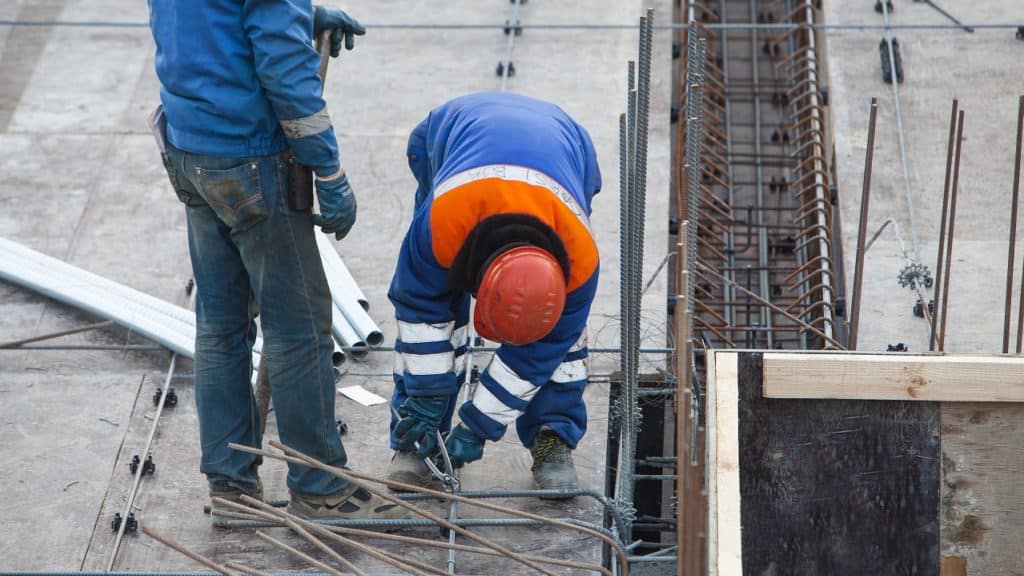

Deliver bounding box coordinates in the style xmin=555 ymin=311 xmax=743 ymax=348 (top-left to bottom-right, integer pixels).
xmin=161 ymin=143 xmax=350 ymax=497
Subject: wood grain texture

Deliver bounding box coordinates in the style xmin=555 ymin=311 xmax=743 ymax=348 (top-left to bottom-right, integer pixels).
xmin=738 ymin=352 xmax=940 ymax=575
xmin=940 ymin=403 xmax=1024 ymax=576
xmin=940 ymin=556 xmax=967 ymax=576
xmin=763 ymin=353 xmax=1024 ymax=401
xmin=707 ymin=351 xmax=741 ymax=576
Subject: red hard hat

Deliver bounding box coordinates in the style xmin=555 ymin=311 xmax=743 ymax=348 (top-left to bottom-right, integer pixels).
xmin=474 ymin=246 xmax=567 ymax=346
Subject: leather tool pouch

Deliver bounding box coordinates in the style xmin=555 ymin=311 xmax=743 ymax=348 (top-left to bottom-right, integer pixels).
xmin=288 ymin=155 xmax=315 ymax=212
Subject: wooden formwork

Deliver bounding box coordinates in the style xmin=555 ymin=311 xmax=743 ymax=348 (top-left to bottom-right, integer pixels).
xmin=704 ymin=351 xmax=1024 ymax=575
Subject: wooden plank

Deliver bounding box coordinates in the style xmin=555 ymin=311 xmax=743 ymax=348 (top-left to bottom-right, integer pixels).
xmin=763 ymin=353 xmax=1024 ymax=402
xmin=940 ymin=556 xmax=967 ymax=576
xmin=707 ymin=351 xmax=741 ymax=576
xmin=737 ymin=352 xmax=940 ymax=574
xmin=940 ymin=403 xmax=1024 ymax=575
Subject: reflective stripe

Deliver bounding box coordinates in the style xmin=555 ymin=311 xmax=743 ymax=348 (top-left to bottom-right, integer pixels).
xmin=433 ymin=164 xmax=593 ymax=236
xmin=402 ymin=351 xmax=453 ymax=375
xmin=569 ymin=331 xmax=588 ymax=353
xmin=453 ymin=352 xmax=468 ymax=376
xmin=550 ymin=358 xmax=587 ymax=383
xmin=471 ymin=383 xmax=522 ymax=426
xmin=279 ymin=106 xmax=332 ymax=139
xmin=486 ymin=354 xmax=538 ymax=400
xmin=393 ymin=350 xmax=405 ymax=374
xmin=398 ymin=320 xmax=454 ymax=344
xmin=450 ymin=325 xmax=468 ymax=348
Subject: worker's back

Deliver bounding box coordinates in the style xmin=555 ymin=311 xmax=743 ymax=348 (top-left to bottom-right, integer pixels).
xmin=148 ymin=0 xmax=325 ymax=163
xmin=411 ymin=92 xmax=601 ymax=215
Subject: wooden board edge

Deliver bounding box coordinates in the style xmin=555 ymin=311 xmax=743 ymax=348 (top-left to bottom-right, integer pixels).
xmin=707 ymin=351 xmax=741 ymax=575
xmin=762 ymin=353 xmax=1024 ymax=402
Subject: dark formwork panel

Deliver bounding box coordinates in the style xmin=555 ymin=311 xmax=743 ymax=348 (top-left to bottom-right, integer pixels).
xmin=735 ymin=352 xmax=940 ymax=575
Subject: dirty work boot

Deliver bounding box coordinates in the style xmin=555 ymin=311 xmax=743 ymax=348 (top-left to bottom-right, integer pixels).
xmin=530 ymin=428 xmax=579 ymax=499
xmin=386 ymin=450 xmax=442 ymax=492
xmin=209 ymin=479 xmax=264 ymax=505
xmin=288 ymin=485 xmax=409 ymax=520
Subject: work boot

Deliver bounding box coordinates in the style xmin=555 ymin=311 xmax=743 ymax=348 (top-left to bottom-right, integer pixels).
xmin=288 ymin=485 xmax=408 ymax=520
xmin=530 ymin=428 xmax=579 ymax=499
xmin=209 ymin=479 xmax=264 ymax=505
xmin=386 ymin=450 xmax=442 ymax=492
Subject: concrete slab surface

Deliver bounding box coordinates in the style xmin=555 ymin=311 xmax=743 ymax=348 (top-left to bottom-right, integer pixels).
xmin=825 ymin=1 xmax=1024 ymax=573
xmin=0 ymin=0 xmax=671 ymax=572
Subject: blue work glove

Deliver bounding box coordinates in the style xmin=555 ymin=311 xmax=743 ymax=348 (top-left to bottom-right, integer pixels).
xmin=444 ymin=424 xmax=485 ymax=469
xmin=312 ymin=173 xmax=357 ymax=240
xmin=313 ymin=5 xmax=366 ymax=57
xmin=395 ymin=395 xmax=450 ymax=458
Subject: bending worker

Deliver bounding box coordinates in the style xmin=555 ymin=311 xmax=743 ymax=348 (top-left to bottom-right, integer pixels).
xmin=149 ymin=1 xmax=403 ymax=520
xmin=388 ymin=92 xmax=601 ymax=495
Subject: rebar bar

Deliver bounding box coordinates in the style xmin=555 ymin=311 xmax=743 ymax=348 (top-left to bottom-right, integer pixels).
xmin=255 ymin=531 xmax=347 ymax=576
xmin=880 ymin=0 xmax=921 ymax=265
xmin=1007 ymin=94 xmax=1024 ymax=353
xmin=139 ymin=527 xmax=231 ymax=576
xmin=931 ymin=99 xmax=960 ymax=351
xmin=849 ymin=98 xmax=879 ymax=350
xmin=233 ymin=441 xmax=623 ymax=576
xmin=499 ymin=0 xmax=523 ymax=91
xmin=939 ymin=110 xmax=966 ymax=352
xmin=4 ymin=19 xmax=1024 ymax=31
xmin=214 ymin=496 xmax=612 ymax=576
xmin=231 ymin=497 xmax=437 ymax=576
xmin=221 ymin=562 xmax=274 ymax=576
xmin=0 ymin=320 xmax=114 ymax=349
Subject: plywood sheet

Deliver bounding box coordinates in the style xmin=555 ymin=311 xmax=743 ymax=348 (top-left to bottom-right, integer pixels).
xmin=940 ymin=403 xmax=1024 ymax=576
xmin=736 ymin=352 xmax=940 ymax=574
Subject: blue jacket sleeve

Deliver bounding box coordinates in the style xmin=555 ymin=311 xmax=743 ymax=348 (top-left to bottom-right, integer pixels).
xmin=389 ymin=117 xmax=465 ymax=397
xmin=242 ymin=0 xmax=340 ymax=176
xmin=460 ymin=268 xmax=599 ymax=441
xmin=388 ymin=216 xmax=464 ymax=397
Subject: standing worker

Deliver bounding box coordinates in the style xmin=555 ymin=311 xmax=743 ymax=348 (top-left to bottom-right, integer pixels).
xmin=388 ymin=92 xmax=601 ymax=496
xmin=148 ymin=1 xmax=404 ymax=520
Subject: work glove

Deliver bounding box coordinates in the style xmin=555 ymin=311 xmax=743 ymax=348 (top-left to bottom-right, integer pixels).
xmin=312 ymin=172 xmax=357 ymax=240
xmin=313 ymin=5 xmax=366 ymax=56
xmin=395 ymin=395 xmax=450 ymax=458
xmin=444 ymin=424 xmax=485 ymax=469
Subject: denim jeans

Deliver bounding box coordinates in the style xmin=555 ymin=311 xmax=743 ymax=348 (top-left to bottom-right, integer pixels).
xmin=161 ymin=143 xmax=351 ymax=497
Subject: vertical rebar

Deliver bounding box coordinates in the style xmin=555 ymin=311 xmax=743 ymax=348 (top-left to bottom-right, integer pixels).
xmin=931 ymin=98 xmax=959 ymax=351
xmin=939 ymin=110 xmax=966 ymax=352
xmin=748 ymin=0 xmax=773 ymax=347
xmin=684 ymin=32 xmax=706 ymax=337
xmin=849 ymin=98 xmax=879 ymax=351
xmin=616 ymin=52 xmax=637 ymax=539
xmin=1006 ymin=94 xmax=1024 ymax=353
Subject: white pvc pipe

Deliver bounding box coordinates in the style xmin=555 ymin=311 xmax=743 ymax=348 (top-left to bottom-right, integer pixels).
xmin=331 ymin=302 xmax=367 ymax=359
xmin=1 ymin=237 xmax=351 ymax=367
xmin=315 ymin=232 xmax=370 ymax=311
xmin=335 ymin=254 xmax=370 ymax=311
xmin=315 ymin=233 xmax=384 ymax=347
xmin=0 ymin=237 xmax=196 ymax=356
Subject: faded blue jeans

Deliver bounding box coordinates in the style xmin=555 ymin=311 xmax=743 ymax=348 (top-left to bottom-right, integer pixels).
xmin=161 ymin=142 xmax=351 ymax=497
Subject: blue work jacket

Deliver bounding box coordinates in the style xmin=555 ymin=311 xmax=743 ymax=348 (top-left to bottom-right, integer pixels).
xmin=389 ymin=92 xmax=602 ymax=441
xmin=148 ymin=0 xmax=339 ymax=176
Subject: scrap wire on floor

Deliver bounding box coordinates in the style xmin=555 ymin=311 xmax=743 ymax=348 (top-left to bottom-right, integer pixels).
xmin=222 ymin=441 xmax=630 ymax=575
